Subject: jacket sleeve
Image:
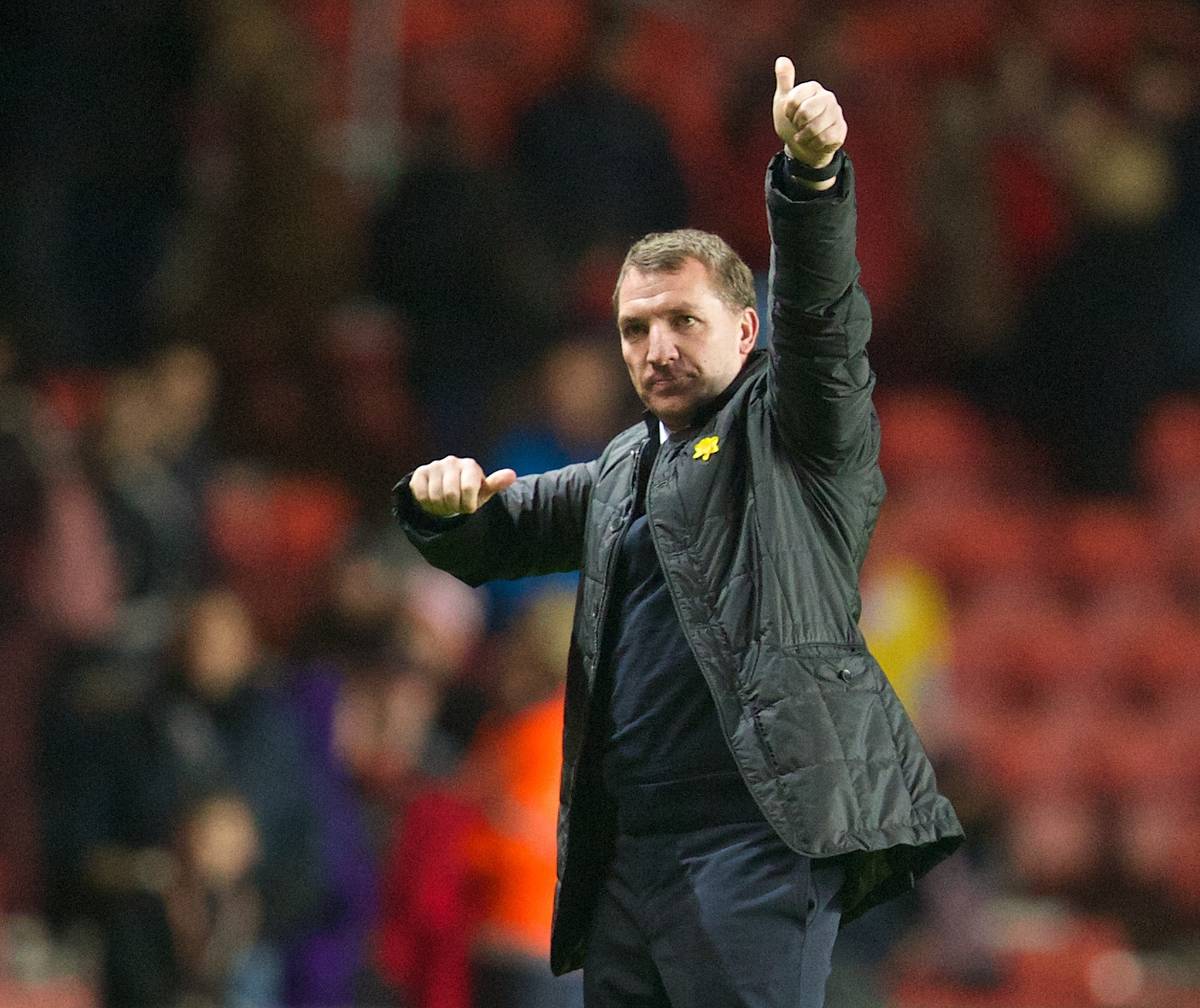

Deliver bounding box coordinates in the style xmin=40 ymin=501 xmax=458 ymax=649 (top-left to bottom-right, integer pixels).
xmin=392 ymin=460 xmax=598 ymax=587
xmin=765 ymin=152 xmax=878 ymax=475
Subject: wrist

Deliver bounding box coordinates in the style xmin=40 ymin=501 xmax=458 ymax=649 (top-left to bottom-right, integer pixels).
xmin=785 ymin=148 xmax=844 ymax=190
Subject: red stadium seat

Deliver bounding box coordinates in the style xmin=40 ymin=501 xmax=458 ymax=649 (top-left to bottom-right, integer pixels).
xmin=1005 ymin=794 xmax=1103 ymax=891
xmin=1118 ymin=794 xmax=1200 ymax=915
xmin=1139 ymin=395 xmax=1200 ymax=495
xmin=889 ymin=912 xmax=1165 ymax=1008
xmin=1155 ymin=489 xmax=1200 ymax=597
xmin=205 ymin=471 xmax=356 ymax=647
xmin=934 ymin=500 xmax=1051 ymax=600
xmin=1059 ymin=502 xmax=1162 ymax=590
xmin=876 ymin=390 xmax=997 ymax=496
xmin=950 ymin=595 xmax=1098 ymax=799
xmin=1085 ymin=615 xmax=1200 ymax=800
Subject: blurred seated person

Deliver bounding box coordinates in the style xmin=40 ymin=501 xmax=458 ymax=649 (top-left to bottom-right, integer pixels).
xmin=40 ymin=587 xmax=323 ymax=1007
xmin=99 ymin=791 xmax=272 ymax=1008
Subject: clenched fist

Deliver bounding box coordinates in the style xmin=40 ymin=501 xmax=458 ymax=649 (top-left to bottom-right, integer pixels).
xmin=410 ymin=456 xmax=517 ymax=517
xmin=773 ymin=57 xmax=847 ymax=171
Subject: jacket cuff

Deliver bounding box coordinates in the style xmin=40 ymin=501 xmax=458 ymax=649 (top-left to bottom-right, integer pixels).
xmin=391 ymin=474 xmax=468 ymax=538
xmin=768 ymin=149 xmax=852 ymax=207
xmin=780 ymin=149 xmax=846 ymax=200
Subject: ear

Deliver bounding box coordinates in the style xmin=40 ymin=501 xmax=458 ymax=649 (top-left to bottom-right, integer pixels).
xmin=738 ymin=307 xmax=759 ymax=356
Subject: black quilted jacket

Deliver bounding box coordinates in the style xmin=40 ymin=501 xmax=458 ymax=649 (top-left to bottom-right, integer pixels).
xmin=395 ymin=154 xmax=963 ymax=975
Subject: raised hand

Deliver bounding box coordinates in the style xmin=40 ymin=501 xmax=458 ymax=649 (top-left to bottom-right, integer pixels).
xmin=410 ymin=456 xmax=517 ymax=517
xmin=772 ymin=57 xmax=847 ymax=169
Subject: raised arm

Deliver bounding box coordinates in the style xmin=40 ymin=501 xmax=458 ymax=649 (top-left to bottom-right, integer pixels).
xmin=767 ymin=58 xmax=876 ymax=476
xmin=393 ymin=456 xmax=597 ymax=586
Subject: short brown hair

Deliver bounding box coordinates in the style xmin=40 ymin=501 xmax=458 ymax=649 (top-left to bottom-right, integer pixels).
xmin=612 ymin=229 xmax=755 ymax=316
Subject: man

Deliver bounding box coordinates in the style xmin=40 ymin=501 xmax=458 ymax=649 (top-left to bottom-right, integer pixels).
xmin=393 ymin=57 xmax=963 ymax=1007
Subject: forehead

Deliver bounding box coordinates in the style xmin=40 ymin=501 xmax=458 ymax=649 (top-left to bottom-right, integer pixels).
xmin=616 ymin=259 xmax=721 ymax=318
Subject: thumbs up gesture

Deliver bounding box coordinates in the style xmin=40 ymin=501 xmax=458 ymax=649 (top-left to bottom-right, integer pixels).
xmin=410 ymin=456 xmax=518 ymax=517
xmin=773 ymin=57 xmax=847 ymax=170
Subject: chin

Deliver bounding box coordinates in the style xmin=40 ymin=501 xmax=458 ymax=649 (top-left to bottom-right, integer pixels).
xmin=650 ymin=407 xmax=690 ymax=432
xmin=644 ymin=394 xmax=676 ymax=419
xmin=647 ymin=391 xmax=699 ymax=426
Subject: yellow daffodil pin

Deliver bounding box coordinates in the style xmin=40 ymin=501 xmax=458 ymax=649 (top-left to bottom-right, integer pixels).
xmin=693 ymin=436 xmax=720 ymax=461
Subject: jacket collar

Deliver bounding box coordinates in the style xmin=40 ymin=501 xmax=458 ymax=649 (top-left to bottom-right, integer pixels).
xmin=641 ymin=349 xmax=768 ymax=441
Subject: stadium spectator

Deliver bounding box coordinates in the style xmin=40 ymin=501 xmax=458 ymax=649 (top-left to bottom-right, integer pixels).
xmin=511 ymin=6 xmax=687 ymax=269
xmin=486 ymin=337 xmax=633 ymax=627
xmin=281 ymin=664 xmax=379 ymax=1007
xmin=459 ymin=589 xmax=582 ymax=1008
xmin=39 ymin=588 xmax=323 ymax=1007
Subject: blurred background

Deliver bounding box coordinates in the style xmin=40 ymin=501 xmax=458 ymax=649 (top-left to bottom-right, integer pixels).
xmin=2 ymin=0 xmax=1200 ymax=1006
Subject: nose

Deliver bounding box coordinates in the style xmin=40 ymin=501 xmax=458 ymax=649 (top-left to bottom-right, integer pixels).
xmin=646 ymin=322 xmax=678 ymax=367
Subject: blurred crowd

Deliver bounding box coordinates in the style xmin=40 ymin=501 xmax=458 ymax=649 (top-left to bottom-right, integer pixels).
xmin=2 ymin=1 xmax=1200 ymax=1006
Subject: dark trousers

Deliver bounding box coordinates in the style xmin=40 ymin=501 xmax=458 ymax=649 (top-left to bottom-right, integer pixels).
xmin=583 ymin=820 xmax=844 ymax=1008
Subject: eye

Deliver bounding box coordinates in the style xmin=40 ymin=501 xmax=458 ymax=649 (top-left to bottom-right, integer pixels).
xmin=621 ymin=321 xmax=647 ymax=341
xmin=675 ymin=314 xmax=698 ymax=328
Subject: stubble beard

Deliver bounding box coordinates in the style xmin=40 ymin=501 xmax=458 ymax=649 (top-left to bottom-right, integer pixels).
xmin=641 ymin=375 xmax=702 ymax=432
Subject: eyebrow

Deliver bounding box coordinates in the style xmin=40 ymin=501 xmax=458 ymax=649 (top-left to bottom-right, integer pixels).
xmin=618 ymin=302 xmax=704 ymax=327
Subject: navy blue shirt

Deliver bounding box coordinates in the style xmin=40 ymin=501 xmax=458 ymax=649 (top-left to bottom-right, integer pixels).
xmin=598 ymin=433 xmax=749 ymax=809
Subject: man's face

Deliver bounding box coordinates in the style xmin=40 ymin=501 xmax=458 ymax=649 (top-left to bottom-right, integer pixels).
xmin=617 ymin=258 xmax=758 ymax=431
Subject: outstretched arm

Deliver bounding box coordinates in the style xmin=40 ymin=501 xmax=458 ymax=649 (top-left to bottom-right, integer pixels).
xmin=767 ymin=58 xmax=876 ymax=476
xmin=393 ymin=456 xmax=596 ymax=586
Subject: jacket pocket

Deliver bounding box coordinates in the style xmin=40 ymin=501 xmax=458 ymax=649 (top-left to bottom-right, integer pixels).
xmin=749 ymin=644 xmax=897 ymax=775
xmin=747 ymin=644 xmax=917 ymax=834
xmin=786 ymin=643 xmax=884 ymax=693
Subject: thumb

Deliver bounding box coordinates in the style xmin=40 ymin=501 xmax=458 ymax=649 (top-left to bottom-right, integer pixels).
xmin=774 ymin=56 xmax=795 ymax=96
xmin=481 ymin=468 xmax=517 ymax=499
